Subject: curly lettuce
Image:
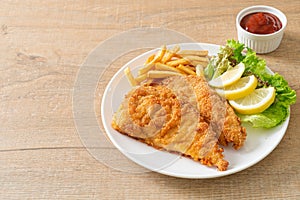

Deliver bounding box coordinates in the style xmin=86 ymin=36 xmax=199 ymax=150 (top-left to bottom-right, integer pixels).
xmin=204 ymin=43 xmax=236 ymax=80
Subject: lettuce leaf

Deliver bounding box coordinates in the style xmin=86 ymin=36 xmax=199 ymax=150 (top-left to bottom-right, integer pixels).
xmin=238 ymin=102 xmax=289 ymax=128
xmin=204 ymin=43 xmax=235 ymax=80
xmin=265 ymin=73 xmax=297 ymax=105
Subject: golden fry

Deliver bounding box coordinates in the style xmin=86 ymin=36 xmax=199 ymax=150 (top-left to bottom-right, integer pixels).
xmin=161 ymin=51 xmax=173 ymax=64
xmin=196 ymin=64 xmax=204 ymax=77
xmin=166 ymin=58 xmax=190 ymax=66
xmin=161 ymin=45 xmax=180 ymax=63
xmin=182 ymin=55 xmax=209 ymax=63
xmin=124 ymin=67 xmax=138 ymax=86
xmin=147 ymin=70 xmax=182 ymax=79
xmin=155 ymin=63 xmax=182 ymax=73
xmin=185 ymin=65 xmax=196 ymax=71
xmin=178 ymin=50 xmax=208 ymax=57
xmin=138 ymin=63 xmax=155 ymax=75
xmin=149 ymin=45 xmax=167 ymax=64
xmin=145 ymin=54 xmax=155 ymax=64
xmin=177 ymin=64 xmax=196 ymax=75
xmin=190 ymin=60 xmax=208 ymax=67
xmin=135 ymin=73 xmax=148 ymax=83
xmin=171 ymin=45 xmax=180 ymax=53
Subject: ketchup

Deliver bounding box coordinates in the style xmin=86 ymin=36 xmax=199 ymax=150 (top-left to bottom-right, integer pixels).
xmin=240 ymin=12 xmax=282 ymax=34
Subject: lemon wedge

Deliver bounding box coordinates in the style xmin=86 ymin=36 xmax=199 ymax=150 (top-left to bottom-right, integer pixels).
xmin=229 ymin=87 xmax=276 ymax=114
xmin=208 ymin=62 xmax=245 ymax=88
xmin=215 ymin=75 xmax=258 ymax=100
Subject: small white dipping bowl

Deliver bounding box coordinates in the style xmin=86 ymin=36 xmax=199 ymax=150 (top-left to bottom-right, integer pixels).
xmin=236 ymin=5 xmax=287 ymax=54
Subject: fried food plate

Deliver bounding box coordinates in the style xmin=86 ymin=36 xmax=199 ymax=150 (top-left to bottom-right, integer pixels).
xmin=101 ymin=43 xmax=289 ymax=179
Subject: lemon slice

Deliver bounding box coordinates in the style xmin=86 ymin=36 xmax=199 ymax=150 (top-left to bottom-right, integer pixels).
xmin=215 ymin=75 xmax=258 ymax=100
xmin=229 ymin=87 xmax=276 ymax=114
xmin=208 ymin=62 xmax=245 ymax=88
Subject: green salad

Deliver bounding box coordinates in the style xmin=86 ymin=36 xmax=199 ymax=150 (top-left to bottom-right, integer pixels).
xmin=205 ymin=39 xmax=296 ymax=128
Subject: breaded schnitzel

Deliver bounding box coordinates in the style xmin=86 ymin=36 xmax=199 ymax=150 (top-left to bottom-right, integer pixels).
xmin=112 ymin=75 xmax=246 ymax=171
xmin=184 ymin=75 xmax=246 ymax=150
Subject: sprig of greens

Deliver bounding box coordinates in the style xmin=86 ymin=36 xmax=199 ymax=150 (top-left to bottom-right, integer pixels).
xmin=206 ymin=39 xmax=296 ymax=128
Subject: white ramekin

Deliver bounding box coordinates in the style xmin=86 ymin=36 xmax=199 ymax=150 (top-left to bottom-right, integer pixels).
xmin=236 ymin=5 xmax=287 ymax=54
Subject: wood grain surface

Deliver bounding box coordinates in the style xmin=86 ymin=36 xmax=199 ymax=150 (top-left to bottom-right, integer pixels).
xmin=0 ymin=0 xmax=299 ymax=199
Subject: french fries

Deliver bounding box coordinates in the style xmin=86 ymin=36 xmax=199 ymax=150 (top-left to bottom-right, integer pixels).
xmin=177 ymin=64 xmax=196 ymax=75
xmin=166 ymin=58 xmax=190 ymax=67
xmin=138 ymin=63 xmax=155 ymax=75
xmin=161 ymin=45 xmax=180 ymax=63
xmin=149 ymin=45 xmax=167 ymax=64
xmin=124 ymin=45 xmax=210 ymax=86
xmin=145 ymin=54 xmax=155 ymax=64
xmin=155 ymin=63 xmax=182 ymax=73
xmin=147 ymin=70 xmax=182 ymax=79
xmin=178 ymin=49 xmax=208 ymax=57
xmin=124 ymin=67 xmax=138 ymax=86
xmin=182 ymin=55 xmax=208 ymax=63
xmin=135 ymin=73 xmax=148 ymax=83
xmin=196 ymin=64 xmax=204 ymax=77
xmin=189 ymin=60 xmax=208 ymax=67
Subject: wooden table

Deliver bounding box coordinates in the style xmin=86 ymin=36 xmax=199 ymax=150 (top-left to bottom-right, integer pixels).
xmin=1 ymin=0 xmax=299 ymax=199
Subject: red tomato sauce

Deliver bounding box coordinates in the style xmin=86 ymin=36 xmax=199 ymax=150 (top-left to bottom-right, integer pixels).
xmin=240 ymin=12 xmax=282 ymax=34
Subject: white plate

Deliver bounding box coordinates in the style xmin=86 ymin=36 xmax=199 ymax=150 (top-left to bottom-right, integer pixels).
xmin=101 ymin=43 xmax=289 ymax=179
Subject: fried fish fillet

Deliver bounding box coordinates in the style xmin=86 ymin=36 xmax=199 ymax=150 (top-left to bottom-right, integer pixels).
xmin=184 ymin=75 xmax=247 ymax=150
xmin=112 ymin=75 xmax=246 ymax=171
